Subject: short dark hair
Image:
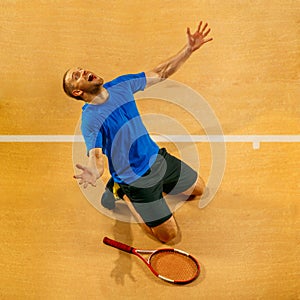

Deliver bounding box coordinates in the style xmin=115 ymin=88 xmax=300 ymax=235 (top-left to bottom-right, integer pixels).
xmin=62 ymin=69 xmax=82 ymax=100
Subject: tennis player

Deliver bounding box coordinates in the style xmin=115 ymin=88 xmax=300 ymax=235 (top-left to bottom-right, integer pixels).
xmin=63 ymin=21 xmax=212 ymax=243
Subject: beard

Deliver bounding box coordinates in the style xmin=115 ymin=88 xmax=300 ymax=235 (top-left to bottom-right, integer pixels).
xmin=86 ymin=82 xmax=102 ymax=95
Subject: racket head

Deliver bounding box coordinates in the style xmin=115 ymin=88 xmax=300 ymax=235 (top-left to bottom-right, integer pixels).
xmin=147 ymin=248 xmax=200 ymax=284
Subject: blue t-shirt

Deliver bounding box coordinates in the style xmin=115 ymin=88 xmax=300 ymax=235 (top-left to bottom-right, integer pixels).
xmin=81 ymin=72 xmax=159 ymax=184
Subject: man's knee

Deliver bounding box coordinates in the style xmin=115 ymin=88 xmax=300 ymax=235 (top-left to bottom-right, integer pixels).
xmin=183 ymin=176 xmax=206 ymax=197
xmin=151 ymin=216 xmax=178 ymax=243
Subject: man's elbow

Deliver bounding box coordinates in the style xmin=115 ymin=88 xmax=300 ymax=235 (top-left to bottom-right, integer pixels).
xmin=145 ymin=70 xmax=167 ymax=88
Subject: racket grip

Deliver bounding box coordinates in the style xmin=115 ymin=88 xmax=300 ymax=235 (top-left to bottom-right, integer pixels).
xmin=103 ymin=237 xmax=134 ymax=254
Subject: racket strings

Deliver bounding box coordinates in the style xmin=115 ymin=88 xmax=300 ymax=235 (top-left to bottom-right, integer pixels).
xmin=149 ymin=250 xmax=199 ymax=282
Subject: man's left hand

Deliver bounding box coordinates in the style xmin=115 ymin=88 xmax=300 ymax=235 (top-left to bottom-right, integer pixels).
xmin=187 ymin=21 xmax=213 ymax=52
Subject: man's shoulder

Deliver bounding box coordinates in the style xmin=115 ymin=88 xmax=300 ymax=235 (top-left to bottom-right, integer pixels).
xmin=104 ymin=72 xmax=145 ymax=89
xmin=81 ymin=104 xmax=102 ymax=126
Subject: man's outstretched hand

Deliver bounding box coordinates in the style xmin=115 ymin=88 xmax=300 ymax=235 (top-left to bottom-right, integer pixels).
xmin=187 ymin=21 xmax=213 ymax=52
xmin=73 ymin=164 xmax=100 ymax=188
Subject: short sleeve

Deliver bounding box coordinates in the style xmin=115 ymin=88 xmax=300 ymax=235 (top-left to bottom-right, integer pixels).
xmin=127 ymin=72 xmax=147 ymax=93
xmin=104 ymin=72 xmax=146 ymax=94
xmin=81 ymin=119 xmax=103 ymax=156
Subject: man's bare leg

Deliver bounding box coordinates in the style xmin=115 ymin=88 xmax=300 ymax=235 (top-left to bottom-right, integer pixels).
xmin=123 ymin=195 xmax=178 ymax=243
xmin=181 ymin=175 xmax=206 ymax=197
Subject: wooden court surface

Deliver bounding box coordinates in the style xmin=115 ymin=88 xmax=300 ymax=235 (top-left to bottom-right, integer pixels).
xmin=0 ymin=1 xmax=299 ymax=299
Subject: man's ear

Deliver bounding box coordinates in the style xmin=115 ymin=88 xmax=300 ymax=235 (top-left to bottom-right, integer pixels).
xmin=72 ymin=90 xmax=83 ymax=97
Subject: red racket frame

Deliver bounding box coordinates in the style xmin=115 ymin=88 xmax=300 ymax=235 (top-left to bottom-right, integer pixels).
xmin=103 ymin=236 xmax=200 ymax=284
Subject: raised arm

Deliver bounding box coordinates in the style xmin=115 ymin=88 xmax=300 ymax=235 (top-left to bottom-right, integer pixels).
xmin=145 ymin=21 xmax=213 ymax=88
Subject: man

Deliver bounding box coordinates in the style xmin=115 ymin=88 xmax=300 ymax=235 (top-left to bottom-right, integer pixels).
xmin=63 ymin=21 xmax=212 ymax=243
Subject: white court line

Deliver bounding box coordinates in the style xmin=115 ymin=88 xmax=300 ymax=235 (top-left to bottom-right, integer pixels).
xmin=0 ymin=135 xmax=299 ymax=149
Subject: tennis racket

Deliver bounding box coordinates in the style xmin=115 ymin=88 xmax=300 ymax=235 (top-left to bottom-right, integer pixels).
xmin=103 ymin=236 xmax=200 ymax=284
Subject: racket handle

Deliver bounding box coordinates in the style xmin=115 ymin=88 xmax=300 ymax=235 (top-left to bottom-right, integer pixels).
xmin=103 ymin=237 xmax=134 ymax=254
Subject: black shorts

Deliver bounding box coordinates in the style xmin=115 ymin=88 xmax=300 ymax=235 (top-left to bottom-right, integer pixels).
xmin=119 ymin=148 xmax=198 ymax=227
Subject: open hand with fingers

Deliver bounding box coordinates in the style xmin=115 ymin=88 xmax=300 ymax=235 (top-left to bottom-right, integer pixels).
xmin=73 ymin=164 xmax=100 ymax=188
xmin=187 ymin=21 xmax=213 ymax=52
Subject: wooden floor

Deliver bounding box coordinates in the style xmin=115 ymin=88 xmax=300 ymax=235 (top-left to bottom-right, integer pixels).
xmin=0 ymin=1 xmax=299 ymax=299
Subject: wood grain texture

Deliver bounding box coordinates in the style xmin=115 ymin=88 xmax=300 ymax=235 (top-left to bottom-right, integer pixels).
xmin=0 ymin=0 xmax=299 ymax=134
xmin=0 ymin=1 xmax=299 ymax=299
xmin=0 ymin=142 xmax=299 ymax=299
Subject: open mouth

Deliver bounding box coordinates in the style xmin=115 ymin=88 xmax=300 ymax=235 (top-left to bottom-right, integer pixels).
xmin=88 ymin=73 xmax=94 ymax=81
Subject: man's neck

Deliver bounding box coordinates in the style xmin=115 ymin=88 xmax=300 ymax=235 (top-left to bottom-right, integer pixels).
xmin=86 ymin=88 xmax=109 ymax=105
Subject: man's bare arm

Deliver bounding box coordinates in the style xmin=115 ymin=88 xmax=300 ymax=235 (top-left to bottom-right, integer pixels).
xmin=145 ymin=21 xmax=213 ymax=88
xmin=145 ymin=45 xmax=193 ymax=87
xmin=87 ymin=148 xmax=104 ymax=175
